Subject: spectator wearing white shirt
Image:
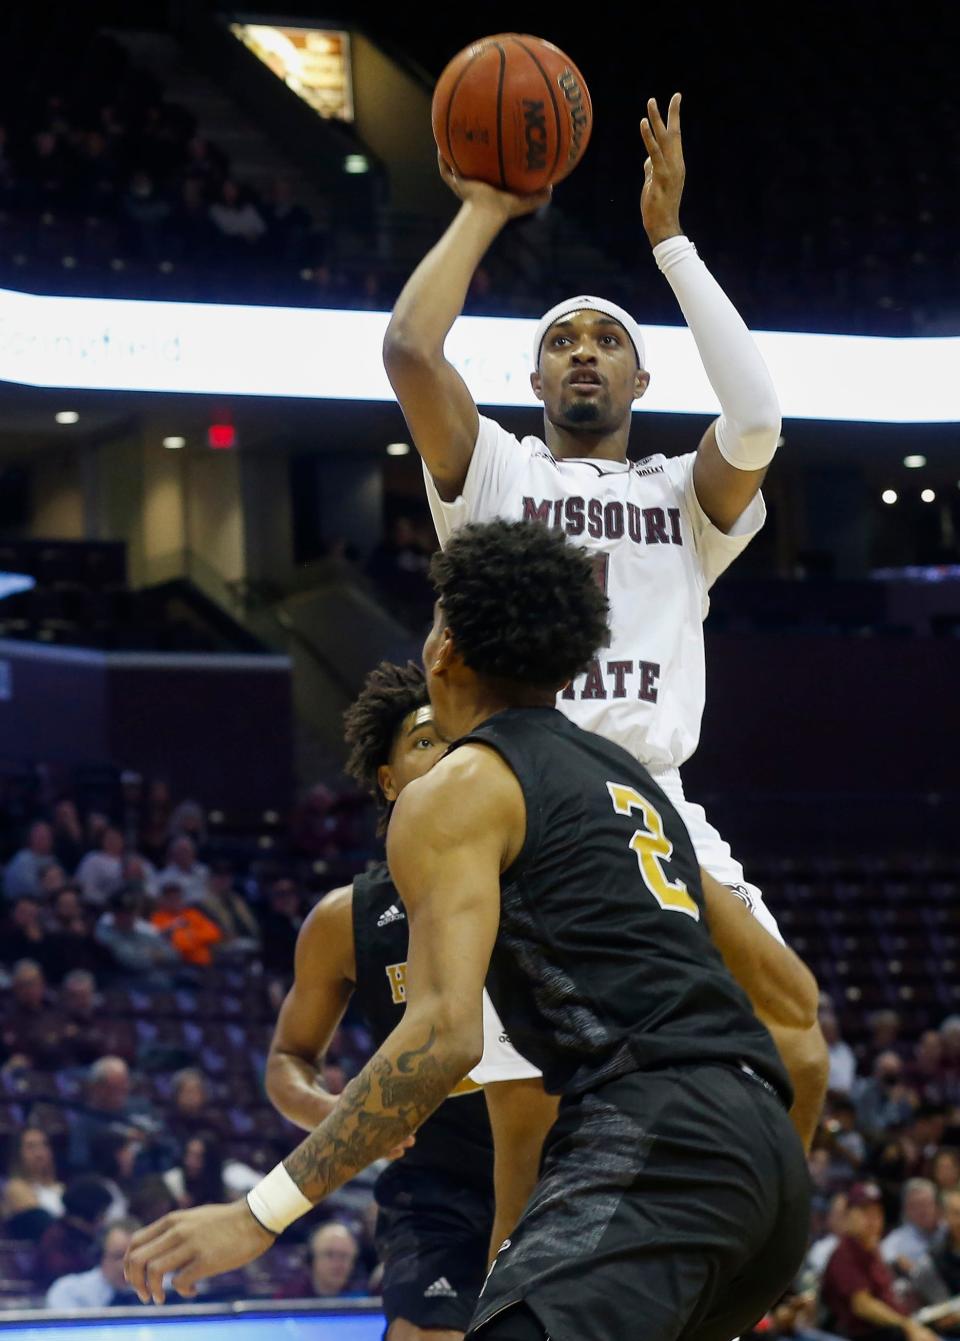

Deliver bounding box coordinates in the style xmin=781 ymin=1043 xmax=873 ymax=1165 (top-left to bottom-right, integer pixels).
xmin=156 ymin=836 xmax=209 ymax=906
xmin=3 ymin=821 xmax=55 ymax=901
xmin=881 ymin=1178 xmax=941 ymax=1273
xmin=45 ymin=1221 xmax=139 ymax=1309
xmin=821 ymin=1011 xmax=858 ymax=1096
xmin=75 ymin=828 xmax=126 ymax=906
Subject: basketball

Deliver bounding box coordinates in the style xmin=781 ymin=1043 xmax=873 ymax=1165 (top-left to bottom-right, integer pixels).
xmin=431 ymin=33 xmax=593 ymax=195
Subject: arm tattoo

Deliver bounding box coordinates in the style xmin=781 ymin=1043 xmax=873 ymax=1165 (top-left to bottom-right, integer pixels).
xmin=283 ymin=1025 xmax=463 ymax=1203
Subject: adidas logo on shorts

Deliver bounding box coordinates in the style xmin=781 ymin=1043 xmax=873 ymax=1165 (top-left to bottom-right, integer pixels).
xmin=424 ymin=1276 xmax=458 ymax=1298
xmin=377 ymin=904 xmax=405 ymax=927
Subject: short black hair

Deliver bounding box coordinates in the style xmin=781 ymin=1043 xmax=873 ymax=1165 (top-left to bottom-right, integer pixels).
xmin=63 ymin=1174 xmax=113 ymax=1223
xmin=429 ymin=520 xmax=609 ymax=688
xmin=343 ymin=661 xmax=429 ymax=832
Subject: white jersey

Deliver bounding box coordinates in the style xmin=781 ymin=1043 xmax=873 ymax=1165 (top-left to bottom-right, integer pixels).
xmin=425 ymin=415 xmax=765 ymax=771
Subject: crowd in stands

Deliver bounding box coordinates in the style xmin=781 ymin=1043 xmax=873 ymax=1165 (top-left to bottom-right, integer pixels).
xmin=746 ymin=1006 xmax=960 ymax=1341
xmin=0 ymin=15 xmax=957 ymax=335
xmin=0 ymin=765 xmax=380 ymax=1308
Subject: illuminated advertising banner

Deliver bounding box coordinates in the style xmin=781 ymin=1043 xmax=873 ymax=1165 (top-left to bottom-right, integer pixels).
xmin=1 ymin=286 xmax=958 ymax=422
xmin=230 ymin=23 xmax=353 ymax=121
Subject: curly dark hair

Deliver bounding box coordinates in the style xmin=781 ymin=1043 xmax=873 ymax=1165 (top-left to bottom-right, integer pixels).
xmin=429 ymin=520 xmax=610 ymax=687
xmin=343 ymin=661 xmax=429 ymax=832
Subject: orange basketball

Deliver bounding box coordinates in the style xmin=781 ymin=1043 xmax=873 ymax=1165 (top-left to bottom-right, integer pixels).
xmin=432 ymin=34 xmax=592 ymax=194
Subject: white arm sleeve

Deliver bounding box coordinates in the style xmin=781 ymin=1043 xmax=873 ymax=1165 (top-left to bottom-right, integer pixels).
xmin=423 ymin=415 xmax=533 ymax=547
xmin=654 ymin=236 xmax=781 ymax=471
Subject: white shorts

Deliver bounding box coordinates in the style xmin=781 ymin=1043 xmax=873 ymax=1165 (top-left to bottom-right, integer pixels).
xmin=470 ymin=769 xmax=782 ymax=1086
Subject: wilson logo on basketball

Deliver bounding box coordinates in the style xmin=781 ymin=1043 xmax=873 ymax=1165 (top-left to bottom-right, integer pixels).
xmin=558 ymin=68 xmax=590 ymax=162
xmin=523 ymin=99 xmax=548 ymax=171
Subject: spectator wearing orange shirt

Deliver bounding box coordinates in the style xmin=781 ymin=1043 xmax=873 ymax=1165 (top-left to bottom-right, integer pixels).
xmin=149 ymin=881 xmax=222 ymax=966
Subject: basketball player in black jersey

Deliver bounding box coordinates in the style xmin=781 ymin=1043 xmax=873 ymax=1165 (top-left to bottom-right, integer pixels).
xmin=127 ymin=519 xmax=825 ymax=1341
xmin=265 ymin=662 xmax=495 ymax=1341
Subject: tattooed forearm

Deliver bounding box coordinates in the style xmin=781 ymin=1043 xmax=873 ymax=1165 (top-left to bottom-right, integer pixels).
xmin=282 ymin=1023 xmax=469 ymax=1203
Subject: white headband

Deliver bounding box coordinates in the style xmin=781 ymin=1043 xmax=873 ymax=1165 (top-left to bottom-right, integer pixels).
xmin=532 ymin=295 xmax=646 ymax=370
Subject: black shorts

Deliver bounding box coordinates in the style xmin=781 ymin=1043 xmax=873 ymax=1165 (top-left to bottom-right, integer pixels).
xmin=376 ymin=1164 xmax=495 ymax=1332
xmin=468 ymin=1063 xmax=811 ymax=1341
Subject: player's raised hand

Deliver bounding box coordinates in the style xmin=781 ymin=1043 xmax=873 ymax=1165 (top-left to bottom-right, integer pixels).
xmin=124 ymin=1201 xmax=275 ymax=1305
xmin=438 ymin=151 xmax=551 ymax=221
xmin=640 ymin=93 xmax=685 ymax=247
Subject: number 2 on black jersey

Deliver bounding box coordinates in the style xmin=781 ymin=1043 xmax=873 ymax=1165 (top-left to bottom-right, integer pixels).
xmin=606 ymin=782 xmax=699 ymax=920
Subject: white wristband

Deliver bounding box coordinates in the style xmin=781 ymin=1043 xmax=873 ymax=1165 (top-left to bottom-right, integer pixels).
xmin=246 ymin=1162 xmax=314 ymax=1235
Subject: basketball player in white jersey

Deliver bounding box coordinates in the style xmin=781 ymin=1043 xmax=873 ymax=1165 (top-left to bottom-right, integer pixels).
xmin=384 ymin=92 xmax=779 ymax=925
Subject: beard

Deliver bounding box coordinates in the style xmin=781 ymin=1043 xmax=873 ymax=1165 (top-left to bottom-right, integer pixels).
xmin=560 ymin=398 xmax=604 ymax=426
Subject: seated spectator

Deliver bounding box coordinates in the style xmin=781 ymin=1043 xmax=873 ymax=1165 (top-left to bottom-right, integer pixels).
xmin=122 ymin=852 xmax=159 ymax=899
xmin=932 ymin=1150 xmax=960 ymax=1196
xmin=168 ymin=798 xmax=207 ymax=847
xmin=258 ymin=876 xmax=303 ymax=985
xmin=52 ymin=800 xmax=85 ymax=873
xmin=75 ymin=827 xmax=126 ymax=906
xmin=807 ymin=1193 xmax=850 ymax=1283
xmin=34 ymin=1175 xmax=113 ymax=1289
xmin=67 ymin=1056 xmax=158 ymax=1174
xmin=139 ymin=780 xmax=172 ymax=865
xmin=60 ymin=968 xmax=133 ymax=1066
xmin=45 ymin=1219 xmax=140 ymax=1309
xmin=906 ymin=1033 xmax=950 ymax=1107
xmin=39 ymin=863 xmax=68 ymax=898
xmin=127 ymin=1175 xmax=177 ymax=1227
xmin=820 ymin=1008 xmax=858 ymax=1094
xmin=821 ymin=1182 xmax=935 ymax=1341
xmin=209 ymin=178 xmax=267 ymax=245
xmin=911 ymin=1189 xmax=960 ymax=1306
xmin=862 ymin=1012 xmax=908 ymax=1074
xmin=121 ymin=169 xmax=172 ymax=255
xmin=1 ymin=1127 xmax=64 ymax=1236
xmin=1 ymin=959 xmax=66 ymax=1069
xmin=168 ymin=1068 xmax=227 ymax=1147
xmin=88 ymin=1129 xmax=139 ymax=1224
xmin=881 ymin=1179 xmax=941 ymax=1274
xmin=200 ymin=861 xmax=260 ymax=955
xmin=162 ymin=1134 xmax=227 ymax=1208
xmin=826 ymin=1099 xmax=868 ymax=1181
xmin=43 ymin=886 xmax=111 ymax=983
xmin=2 ymin=895 xmax=49 ymax=968
xmin=156 ymin=836 xmax=209 ymax=906
xmin=150 ymin=880 xmax=222 ymax=966
xmin=309 ymin=1222 xmax=363 ymax=1298
xmin=856 ymin=1053 xmax=917 ymax=1143
xmin=95 ymin=886 xmax=180 ymax=986
xmin=3 ymin=821 xmax=56 ymax=900
xmin=119 ymin=771 xmax=144 ymax=852
xmin=263 ymin=176 xmax=312 ymax=262
xmin=909 ymin=1107 xmax=949 ymax=1180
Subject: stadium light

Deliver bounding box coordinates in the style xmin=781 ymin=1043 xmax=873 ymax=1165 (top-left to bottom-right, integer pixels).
xmin=3 ymin=286 xmax=960 ymax=422
xmin=921 ymin=488 xmax=936 ymax=503
xmin=55 ymin=410 xmax=79 ymax=424
xmin=162 ymin=435 xmax=186 ymax=449
xmin=881 ymin=490 xmax=898 ymax=504
xmin=386 ymin=442 xmax=410 ymax=456
xmin=343 ymin=154 xmax=369 ymax=174
xmin=904 ymin=454 xmax=927 ymax=468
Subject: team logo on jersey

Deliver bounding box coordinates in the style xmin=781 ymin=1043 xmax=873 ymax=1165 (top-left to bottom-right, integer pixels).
xmin=424 ymin=1276 xmax=458 ymax=1298
xmin=725 ymin=883 xmax=756 ymax=913
xmin=384 ymin=961 xmax=407 ymax=1004
xmin=376 ymin=904 xmax=406 ymax=928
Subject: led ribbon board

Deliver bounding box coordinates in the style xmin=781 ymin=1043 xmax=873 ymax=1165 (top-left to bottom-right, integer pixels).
xmin=1 ymin=287 xmax=958 ymax=422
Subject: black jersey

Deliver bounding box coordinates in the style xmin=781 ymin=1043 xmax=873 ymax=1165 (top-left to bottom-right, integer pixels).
xmin=452 ymin=707 xmax=791 ymax=1102
xmin=351 ymin=862 xmax=494 ymax=1190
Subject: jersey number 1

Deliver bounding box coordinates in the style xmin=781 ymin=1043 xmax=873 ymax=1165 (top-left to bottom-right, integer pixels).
xmin=606 ymin=782 xmax=699 ymax=920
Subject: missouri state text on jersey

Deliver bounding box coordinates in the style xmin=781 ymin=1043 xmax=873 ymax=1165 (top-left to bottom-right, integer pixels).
xmin=424 ymin=416 xmax=766 ymax=771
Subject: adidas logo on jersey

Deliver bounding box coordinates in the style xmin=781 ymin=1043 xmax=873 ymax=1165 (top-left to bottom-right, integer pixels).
xmin=377 ymin=904 xmax=405 ymax=927
xmin=424 ymin=1276 xmax=458 ymax=1298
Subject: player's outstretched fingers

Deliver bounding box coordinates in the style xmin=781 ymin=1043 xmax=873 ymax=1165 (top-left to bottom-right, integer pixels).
xmin=640 ymin=119 xmax=663 ymax=162
xmin=647 ymin=97 xmax=668 ymax=139
xmin=171 ymin=1266 xmax=200 ymax=1299
xmin=667 ymin=91 xmax=682 ymax=132
xmin=124 ymin=1215 xmax=171 ymax=1302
